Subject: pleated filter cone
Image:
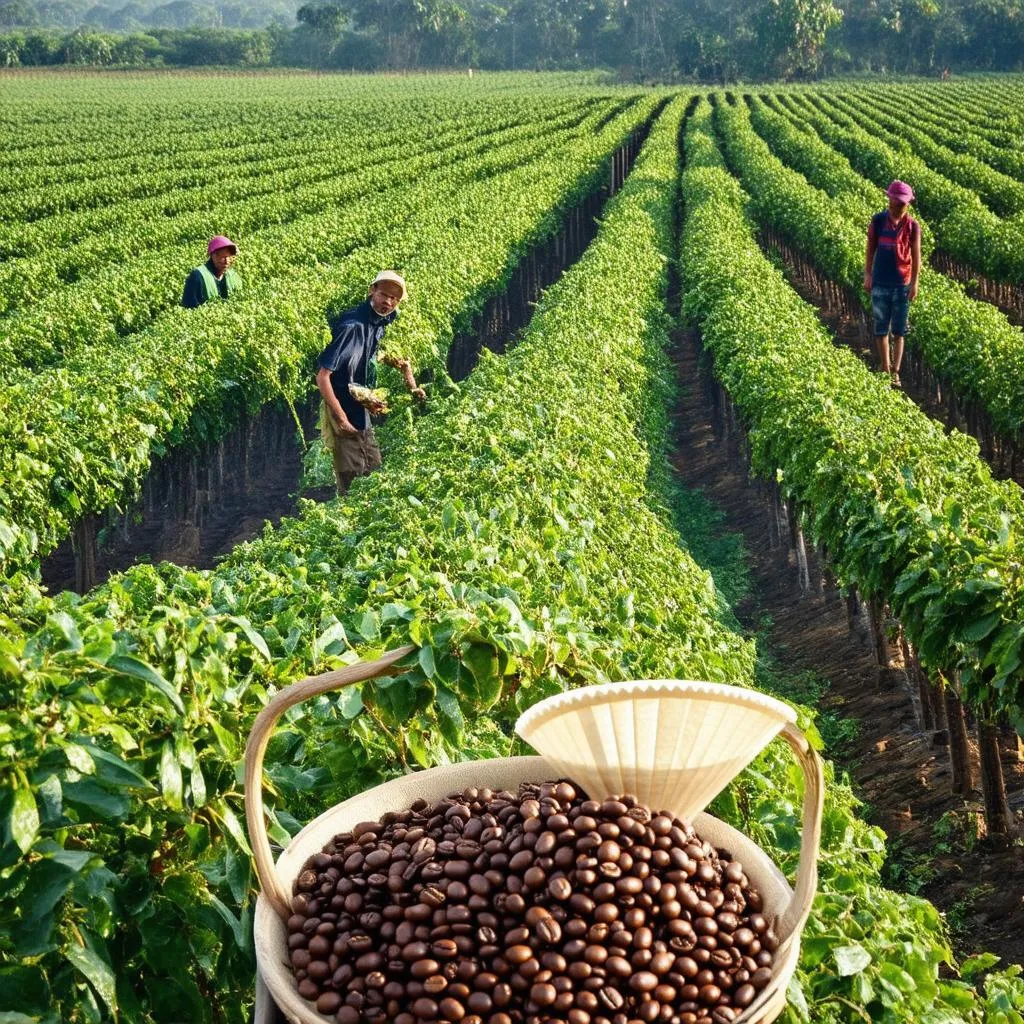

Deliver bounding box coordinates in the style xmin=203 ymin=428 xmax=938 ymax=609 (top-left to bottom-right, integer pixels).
xmin=515 ymin=681 xmax=797 ymax=821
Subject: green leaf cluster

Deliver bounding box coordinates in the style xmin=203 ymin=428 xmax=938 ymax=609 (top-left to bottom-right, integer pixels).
xmin=709 ymin=96 xmax=1024 ymax=724
xmin=0 ymin=90 xmax=658 ymax=593
xmin=680 ymin=97 xmax=1023 ymax=1019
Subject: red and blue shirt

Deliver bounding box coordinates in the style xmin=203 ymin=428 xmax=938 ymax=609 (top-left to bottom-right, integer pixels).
xmin=868 ymin=211 xmax=919 ymax=288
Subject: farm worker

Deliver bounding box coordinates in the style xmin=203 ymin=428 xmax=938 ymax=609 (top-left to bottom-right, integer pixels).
xmin=864 ymin=180 xmax=921 ymax=388
xmin=181 ymin=236 xmax=242 ymax=309
xmin=315 ymin=270 xmax=425 ymax=496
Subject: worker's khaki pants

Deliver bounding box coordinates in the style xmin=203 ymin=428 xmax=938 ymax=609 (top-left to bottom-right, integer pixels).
xmin=321 ymin=405 xmax=382 ymax=495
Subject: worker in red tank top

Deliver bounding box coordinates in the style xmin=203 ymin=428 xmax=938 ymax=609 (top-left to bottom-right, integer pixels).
xmin=864 ymin=180 xmax=921 ymax=388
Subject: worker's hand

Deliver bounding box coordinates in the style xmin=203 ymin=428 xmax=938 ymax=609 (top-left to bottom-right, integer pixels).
xmin=863 ymin=273 xmax=872 ymax=292
xmin=410 ymin=386 xmax=426 ymax=401
xmin=333 ymin=414 xmax=358 ymax=436
xmin=908 ymin=281 xmax=919 ymax=302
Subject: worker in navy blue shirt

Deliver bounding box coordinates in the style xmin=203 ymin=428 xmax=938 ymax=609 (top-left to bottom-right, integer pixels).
xmin=316 ymin=270 xmax=424 ymax=495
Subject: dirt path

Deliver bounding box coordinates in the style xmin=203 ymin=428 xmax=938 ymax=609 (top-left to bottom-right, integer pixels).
xmin=667 ymin=326 xmax=1024 ymax=967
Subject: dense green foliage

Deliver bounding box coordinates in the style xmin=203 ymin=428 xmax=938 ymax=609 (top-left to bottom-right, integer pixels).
xmin=0 ymin=96 xmax=744 ymax=1023
xmin=0 ymin=76 xmax=658 ymax=594
xmin=734 ymin=94 xmax=1024 ymax=443
xmin=680 ymin=99 xmax=1024 ymax=1012
xmin=3 ymin=74 xmax=1024 ymax=1024
xmin=5 ymin=92 xmax=1022 ymax=1024
xmin=686 ymin=97 xmax=1024 ymax=729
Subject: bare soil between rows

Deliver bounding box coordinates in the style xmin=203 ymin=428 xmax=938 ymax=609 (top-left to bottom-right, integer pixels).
xmin=667 ymin=326 xmax=1024 ymax=969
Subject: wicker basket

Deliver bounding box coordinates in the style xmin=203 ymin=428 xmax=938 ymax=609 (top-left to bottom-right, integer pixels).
xmin=247 ymin=648 xmax=824 ymax=1024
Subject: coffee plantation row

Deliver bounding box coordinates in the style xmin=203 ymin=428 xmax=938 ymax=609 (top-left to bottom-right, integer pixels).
xmin=2 ymin=74 xmax=1024 ymax=1022
xmin=0 ymin=82 xmax=662 ymax=596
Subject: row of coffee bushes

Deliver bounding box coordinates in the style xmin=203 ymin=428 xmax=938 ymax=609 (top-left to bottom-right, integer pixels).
xmin=2 ymin=97 xmax=1016 ymax=1023
xmin=679 ymin=97 xmax=1024 ymax=1016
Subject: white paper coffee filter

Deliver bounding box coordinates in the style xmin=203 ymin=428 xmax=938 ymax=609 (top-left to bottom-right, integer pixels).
xmin=515 ymin=680 xmax=797 ymax=821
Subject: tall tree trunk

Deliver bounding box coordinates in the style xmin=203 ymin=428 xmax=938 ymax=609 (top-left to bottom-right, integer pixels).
xmin=73 ymin=515 xmax=98 ymax=594
xmin=944 ymin=676 xmax=973 ymax=795
xmin=978 ymin=714 xmax=1013 ymax=838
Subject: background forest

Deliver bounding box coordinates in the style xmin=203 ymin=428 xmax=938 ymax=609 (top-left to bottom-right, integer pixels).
xmin=1 ymin=0 xmax=1023 ymax=83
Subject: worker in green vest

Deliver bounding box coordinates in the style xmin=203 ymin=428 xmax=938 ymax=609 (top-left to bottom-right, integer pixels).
xmin=181 ymin=236 xmax=242 ymax=308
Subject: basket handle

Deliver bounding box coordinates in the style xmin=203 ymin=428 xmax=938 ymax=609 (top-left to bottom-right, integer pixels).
xmin=243 ymin=645 xmax=415 ymax=921
xmin=773 ymin=721 xmax=825 ymax=946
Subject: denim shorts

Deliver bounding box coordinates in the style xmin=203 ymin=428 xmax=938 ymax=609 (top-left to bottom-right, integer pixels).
xmin=871 ymin=284 xmax=910 ymax=337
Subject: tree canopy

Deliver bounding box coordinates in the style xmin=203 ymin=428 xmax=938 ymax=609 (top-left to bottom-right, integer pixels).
xmin=1 ymin=0 xmax=1023 ymax=76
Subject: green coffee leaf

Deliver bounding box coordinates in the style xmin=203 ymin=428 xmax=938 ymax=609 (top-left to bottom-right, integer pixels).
xmin=65 ymin=931 xmax=117 ymax=1017
xmin=108 ymin=654 xmax=184 ymax=715
xmin=834 ymin=943 xmax=872 ymax=977
xmin=227 ymin=615 xmax=272 ymax=661
xmin=7 ymin=787 xmax=39 ymax=855
xmin=159 ymin=740 xmax=183 ymax=811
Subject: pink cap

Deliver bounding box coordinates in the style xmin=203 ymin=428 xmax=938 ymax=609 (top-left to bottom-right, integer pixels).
xmin=208 ymin=235 xmax=237 ymax=255
xmin=886 ymin=180 xmax=915 ymax=203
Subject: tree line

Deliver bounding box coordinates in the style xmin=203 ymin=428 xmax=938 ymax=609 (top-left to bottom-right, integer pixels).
xmin=1 ymin=0 xmax=1023 ymax=78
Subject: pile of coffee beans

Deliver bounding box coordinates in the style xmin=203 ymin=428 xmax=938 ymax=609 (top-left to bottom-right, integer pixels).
xmin=285 ymin=780 xmax=778 ymax=1024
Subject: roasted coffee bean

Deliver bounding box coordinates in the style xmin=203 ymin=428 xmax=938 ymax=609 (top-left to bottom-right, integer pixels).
xmin=548 ymin=876 xmax=572 ymax=900
xmin=650 ymin=951 xmax=675 ymax=975
xmin=412 ymin=997 xmax=438 ymax=1019
xmin=733 ymin=983 xmax=756 ymax=1008
xmin=439 ymin=997 xmax=465 ymax=1020
xmin=700 ymin=983 xmax=723 ymax=1005
xmin=307 ymin=960 xmax=330 ymax=982
xmin=506 ymin=944 xmax=533 ymax=965
xmin=598 ymin=986 xmax=625 ymax=1010
xmin=655 ymin=983 xmax=677 ymax=1004
xmin=530 ymin=982 xmax=557 ymax=1007
xmin=602 ymin=955 xmax=629 ymax=978
xmin=534 ymin=916 xmax=562 ymax=945
xmin=411 ymin=959 xmax=441 ymax=980
xmin=535 ymin=831 xmax=557 ymax=855
xmin=629 ymin=971 xmax=658 ymax=993
xmin=286 ymin=781 xmax=771 ymax=1024
xmin=523 ymin=866 xmax=547 ymax=890
xmin=638 ymin=1000 xmax=660 ymax=1023
xmin=517 ymin=956 xmax=541 ymax=978
xmin=466 ymin=992 xmax=493 ymax=1014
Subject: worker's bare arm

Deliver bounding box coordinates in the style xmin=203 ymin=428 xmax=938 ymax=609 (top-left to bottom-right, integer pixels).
xmin=864 ymin=233 xmax=876 ymax=292
xmin=908 ymin=226 xmax=921 ymax=302
xmin=381 ymin=353 xmax=427 ymax=401
xmin=316 ymin=366 xmax=358 ymax=434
